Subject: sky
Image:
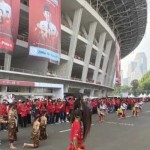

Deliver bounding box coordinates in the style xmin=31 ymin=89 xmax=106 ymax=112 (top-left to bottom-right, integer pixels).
xmin=121 ymin=0 xmax=150 ymax=78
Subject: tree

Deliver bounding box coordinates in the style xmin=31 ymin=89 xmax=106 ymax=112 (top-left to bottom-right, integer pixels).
xmin=139 ymin=71 xmax=150 ymax=91
xmin=130 ymin=79 xmax=139 ymax=96
xmin=121 ymin=85 xmax=130 ymax=93
xmin=113 ymin=85 xmax=121 ymax=96
xmin=113 ymin=85 xmax=131 ymax=96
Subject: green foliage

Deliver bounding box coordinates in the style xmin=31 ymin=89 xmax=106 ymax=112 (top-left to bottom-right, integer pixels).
xmin=113 ymin=85 xmax=130 ymax=96
xmin=131 ymin=79 xmax=139 ymax=89
xmin=113 ymin=72 xmax=150 ymax=96
xmin=121 ymin=85 xmax=130 ymax=93
xmin=139 ymin=71 xmax=150 ymax=91
xmin=113 ymin=85 xmax=121 ymax=96
xmin=130 ymin=79 xmax=139 ymax=96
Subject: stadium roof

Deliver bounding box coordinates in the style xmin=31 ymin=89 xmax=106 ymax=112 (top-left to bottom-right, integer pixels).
xmin=86 ymin=0 xmax=147 ymax=58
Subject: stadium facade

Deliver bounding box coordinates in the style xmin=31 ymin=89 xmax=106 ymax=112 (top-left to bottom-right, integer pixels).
xmin=0 ymin=0 xmax=147 ymax=98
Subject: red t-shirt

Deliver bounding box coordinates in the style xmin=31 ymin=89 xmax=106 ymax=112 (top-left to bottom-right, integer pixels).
xmin=69 ymin=100 xmax=74 ymax=110
xmin=47 ymin=104 xmax=53 ymax=114
xmin=20 ymin=105 xmax=28 ymax=117
xmin=55 ymin=104 xmax=61 ymax=113
xmin=17 ymin=103 xmax=22 ymax=115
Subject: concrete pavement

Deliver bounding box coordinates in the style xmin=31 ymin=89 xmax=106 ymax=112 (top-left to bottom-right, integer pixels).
xmin=0 ymin=103 xmax=150 ymax=150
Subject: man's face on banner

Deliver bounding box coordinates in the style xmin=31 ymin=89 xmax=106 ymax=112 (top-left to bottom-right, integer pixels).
xmin=43 ymin=10 xmax=51 ymax=22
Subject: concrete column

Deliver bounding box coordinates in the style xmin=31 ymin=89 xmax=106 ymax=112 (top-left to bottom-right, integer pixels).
xmin=1 ymin=86 xmax=7 ymax=93
xmin=98 ymin=90 xmax=102 ymax=98
xmin=79 ymin=88 xmax=84 ymax=94
xmin=100 ymin=40 xmax=113 ymax=85
xmin=81 ymin=22 xmax=97 ymax=82
xmin=108 ymin=55 xmax=116 ymax=87
xmin=106 ymin=57 xmax=115 ymax=86
xmin=93 ymin=32 xmax=106 ymax=83
xmin=110 ymin=68 xmax=115 ymax=87
xmin=104 ymin=45 xmax=116 ymax=86
xmin=43 ymin=62 xmax=49 ymax=75
xmin=65 ymin=8 xmax=83 ymax=79
xmin=4 ymin=53 xmax=11 ymax=70
xmin=64 ymin=85 xmax=69 ymax=93
xmin=1 ymin=86 xmax=7 ymax=102
xmin=53 ymin=88 xmax=64 ymax=99
xmin=90 ymin=89 xmax=94 ymax=97
xmin=103 ymin=90 xmax=107 ymax=97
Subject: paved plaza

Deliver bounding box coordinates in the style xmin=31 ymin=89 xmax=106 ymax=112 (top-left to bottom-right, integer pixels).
xmin=0 ymin=103 xmax=150 ymax=150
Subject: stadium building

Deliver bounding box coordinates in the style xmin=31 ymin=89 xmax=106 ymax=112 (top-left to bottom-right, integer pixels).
xmin=0 ymin=0 xmax=147 ymax=99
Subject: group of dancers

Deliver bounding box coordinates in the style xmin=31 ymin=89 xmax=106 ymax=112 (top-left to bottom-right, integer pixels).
xmin=0 ymin=103 xmax=48 ymax=149
xmin=97 ymin=98 xmax=144 ymax=122
xmin=0 ymin=96 xmax=148 ymax=149
xmin=0 ymin=97 xmax=91 ymax=150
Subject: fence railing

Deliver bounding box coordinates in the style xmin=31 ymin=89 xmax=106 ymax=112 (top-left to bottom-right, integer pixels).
xmin=0 ymin=66 xmax=103 ymax=86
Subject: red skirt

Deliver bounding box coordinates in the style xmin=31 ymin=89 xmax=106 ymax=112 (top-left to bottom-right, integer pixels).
xmin=68 ymin=143 xmax=85 ymax=150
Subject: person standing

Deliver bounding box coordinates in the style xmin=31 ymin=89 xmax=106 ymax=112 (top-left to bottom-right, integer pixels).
xmin=55 ymin=101 xmax=61 ymax=123
xmin=20 ymin=101 xmax=28 ymax=127
xmin=68 ymin=98 xmax=91 ymax=150
xmin=8 ymin=104 xmax=17 ymax=149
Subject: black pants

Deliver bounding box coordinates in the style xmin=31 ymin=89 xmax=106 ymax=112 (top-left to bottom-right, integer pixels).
xmin=18 ymin=114 xmax=21 ymax=125
xmin=0 ymin=123 xmax=7 ymax=130
xmin=27 ymin=114 xmax=31 ymax=124
xmin=21 ymin=116 xmax=27 ymax=127
xmin=55 ymin=113 xmax=60 ymax=123
xmin=48 ymin=113 xmax=55 ymax=124
xmin=63 ymin=112 xmax=66 ymax=122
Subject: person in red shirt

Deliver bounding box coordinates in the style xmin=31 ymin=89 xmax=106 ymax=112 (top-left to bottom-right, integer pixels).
xmin=47 ymin=100 xmax=55 ymax=124
xmin=68 ymin=110 xmax=84 ymax=150
xmin=55 ymin=101 xmax=61 ymax=123
xmin=68 ymin=98 xmax=91 ymax=150
xmin=59 ymin=101 xmax=64 ymax=123
xmin=0 ymin=101 xmax=7 ymax=130
xmin=65 ymin=100 xmax=70 ymax=122
xmin=26 ymin=101 xmax=32 ymax=124
xmin=20 ymin=101 xmax=28 ymax=127
xmin=69 ymin=99 xmax=74 ymax=114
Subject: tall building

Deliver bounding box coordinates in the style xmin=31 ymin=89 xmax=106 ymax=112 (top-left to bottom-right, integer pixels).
xmin=134 ymin=52 xmax=147 ymax=75
xmin=127 ymin=52 xmax=147 ymax=85
xmin=0 ymin=0 xmax=147 ymax=98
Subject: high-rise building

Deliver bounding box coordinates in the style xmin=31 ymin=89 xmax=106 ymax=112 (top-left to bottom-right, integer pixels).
xmin=127 ymin=52 xmax=147 ymax=85
xmin=134 ymin=52 xmax=147 ymax=75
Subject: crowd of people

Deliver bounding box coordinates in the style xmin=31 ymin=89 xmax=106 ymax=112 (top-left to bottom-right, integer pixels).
xmin=96 ymin=97 xmax=146 ymax=122
xmin=0 ymin=96 xmax=149 ymax=149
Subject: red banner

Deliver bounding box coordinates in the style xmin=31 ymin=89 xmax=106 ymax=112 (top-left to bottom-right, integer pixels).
xmin=0 ymin=0 xmax=20 ymax=52
xmin=115 ymin=41 xmax=121 ymax=85
xmin=29 ymin=0 xmax=61 ymax=64
xmin=0 ymin=79 xmax=34 ymax=87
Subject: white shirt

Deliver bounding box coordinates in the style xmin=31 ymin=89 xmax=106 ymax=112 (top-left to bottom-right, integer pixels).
xmin=135 ymin=103 xmax=139 ymax=108
xmin=121 ymin=103 xmax=127 ymax=110
xmin=38 ymin=21 xmax=57 ymax=34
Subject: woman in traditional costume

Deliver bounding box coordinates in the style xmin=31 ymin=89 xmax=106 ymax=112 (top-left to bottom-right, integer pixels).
xmin=8 ymin=104 xmax=17 ymax=149
xmin=39 ymin=111 xmax=47 ymax=140
xmin=68 ymin=97 xmax=92 ymax=150
xmin=23 ymin=114 xmax=40 ymax=148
